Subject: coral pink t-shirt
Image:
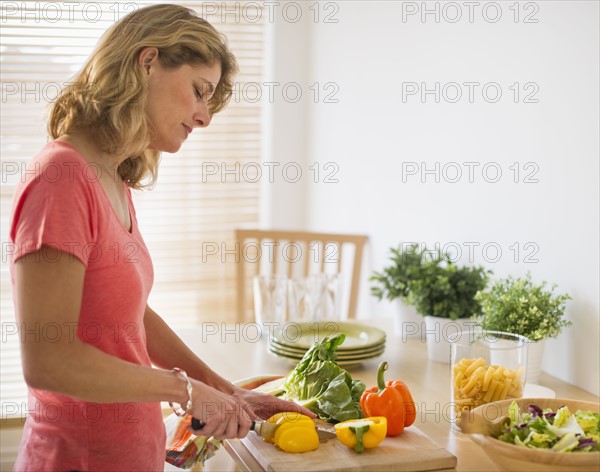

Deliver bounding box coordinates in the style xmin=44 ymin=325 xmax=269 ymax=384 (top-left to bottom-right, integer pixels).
xmin=10 ymin=142 xmax=166 ymax=471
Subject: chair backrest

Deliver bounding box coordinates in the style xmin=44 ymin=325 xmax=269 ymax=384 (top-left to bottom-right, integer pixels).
xmin=235 ymin=229 xmax=368 ymax=322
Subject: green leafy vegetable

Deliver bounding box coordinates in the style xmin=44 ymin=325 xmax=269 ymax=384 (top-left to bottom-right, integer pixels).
xmin=576 ymin=410 xmax=599 ymax=434
xmin=497 ymin=401 xmax=599 ymax=452
xmin=282 ymin=333 xmax=366 ymax=422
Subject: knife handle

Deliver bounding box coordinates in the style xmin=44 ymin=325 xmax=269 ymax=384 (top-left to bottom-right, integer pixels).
xmin=192 ymin=418 xmax=258 ymax=431
xmin=191 ymin=417 xmax=205 ymax=430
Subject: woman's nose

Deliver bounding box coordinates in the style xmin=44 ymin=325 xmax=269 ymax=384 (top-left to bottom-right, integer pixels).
xmin=193 ymin=102 xmax=211 ymax=128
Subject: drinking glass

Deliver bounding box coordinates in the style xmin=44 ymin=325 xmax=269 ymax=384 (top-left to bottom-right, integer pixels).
xmin=253 ymin=275 xmax=287 ymax=338
xmin=318 ymin=273 xmax=343 ymax=321
xmin=287 ymin=275 xmax=323 ymax=322
xmin=287 ymin=273 xmax=343 ymax=322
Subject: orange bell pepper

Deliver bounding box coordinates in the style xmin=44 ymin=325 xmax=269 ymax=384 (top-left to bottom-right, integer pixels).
xmin=360 ymin=361 xmax=416 ymax=436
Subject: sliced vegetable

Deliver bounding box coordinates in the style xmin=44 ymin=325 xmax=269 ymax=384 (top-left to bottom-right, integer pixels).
xmin=350 ymin=424 xmax=370 ymax=453
xmin=360 ymin=362 xmax=416 ymax=436
xmin=498 ymin=401 xmax=600 ymax=452
xmin=266 ymin=412 xmax=319 ymax=453
xmin=264 ymin=412 xmax=314 ymax=444
xmin=276 ymin=426 xmax=319 ymax=453
xmin=335 ymin=417 xmax=387 ymax=453
xmin=267 ymin=412 xmax=314 ymax=426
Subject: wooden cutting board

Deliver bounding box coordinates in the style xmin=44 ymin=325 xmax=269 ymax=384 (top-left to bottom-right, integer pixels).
xmin=240 ymin=425 xmax=456 ymax=472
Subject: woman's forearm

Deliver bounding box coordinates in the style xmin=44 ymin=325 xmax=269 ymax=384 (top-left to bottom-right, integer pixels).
xmin=144 ymin=304 xmax=235 ymax=394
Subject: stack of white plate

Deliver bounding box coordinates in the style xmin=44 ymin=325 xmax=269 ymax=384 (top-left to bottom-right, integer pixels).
xmin=268 ymin=321 xmax=386 ymax=367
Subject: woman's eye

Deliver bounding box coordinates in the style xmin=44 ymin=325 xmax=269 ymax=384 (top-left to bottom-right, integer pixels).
xmin=194 ymin=87 xmax=203 ymax=100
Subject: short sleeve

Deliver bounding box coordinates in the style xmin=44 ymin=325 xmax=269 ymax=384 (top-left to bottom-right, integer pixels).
xmin=9 ymin=147 xmax=98 ymax=266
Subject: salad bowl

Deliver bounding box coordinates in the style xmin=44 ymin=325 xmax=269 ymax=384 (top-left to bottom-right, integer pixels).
xmin=463 ymin=397 xmax=599 ymax=471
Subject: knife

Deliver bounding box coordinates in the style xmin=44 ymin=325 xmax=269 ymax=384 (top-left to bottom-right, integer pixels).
xmin=191 ymin=417 xmax=336 ymax=441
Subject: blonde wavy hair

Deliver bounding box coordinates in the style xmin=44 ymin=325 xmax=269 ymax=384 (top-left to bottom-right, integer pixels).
xmin=48 ymin=3 xmax=238 ymax=189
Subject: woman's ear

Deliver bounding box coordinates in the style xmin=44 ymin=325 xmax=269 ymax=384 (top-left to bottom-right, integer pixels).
xmin=138 ymin=47 xmax=159 ymax=75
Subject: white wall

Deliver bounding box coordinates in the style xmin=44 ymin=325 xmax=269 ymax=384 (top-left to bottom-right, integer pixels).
xmin=269 ymin=1 xmax=599 ymax=395
xmin=262 ymin=10 xmax=310 ymax=228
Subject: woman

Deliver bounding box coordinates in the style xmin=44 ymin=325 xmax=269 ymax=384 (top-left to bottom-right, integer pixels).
xmin=9 ymin=4 xmax=312 ymax=471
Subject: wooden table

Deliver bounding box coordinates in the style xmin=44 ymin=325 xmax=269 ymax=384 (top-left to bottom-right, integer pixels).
xmin=176 ymin=319 xmax=599 ymax=472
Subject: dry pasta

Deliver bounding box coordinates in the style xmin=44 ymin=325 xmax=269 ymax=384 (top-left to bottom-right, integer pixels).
xmin=452 ymin=357 xmax=524 ymax=415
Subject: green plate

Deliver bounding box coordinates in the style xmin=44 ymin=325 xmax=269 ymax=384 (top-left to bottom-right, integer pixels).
xmin=268 ymin=340 xmax=385 ymax=359
xmin=268 ymin=342 xmax=385 ymax=360
xmin=267 ymin=347 xmax=381 ymax=368
xmin=272 ymin=322 xmax=386 ymax=351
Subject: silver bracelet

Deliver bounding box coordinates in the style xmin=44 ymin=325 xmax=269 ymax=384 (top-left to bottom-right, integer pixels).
xmin=169 ymin=367 xmax=193 ymax=417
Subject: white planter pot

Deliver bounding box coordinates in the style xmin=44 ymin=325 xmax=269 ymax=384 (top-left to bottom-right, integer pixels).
xmin=525 ymin=339 xmax=546 ymax=385
xmin=425 ymin=316 xmax=477 ymax=363
xmin=394 ymin=300 xmax=422 ymax=338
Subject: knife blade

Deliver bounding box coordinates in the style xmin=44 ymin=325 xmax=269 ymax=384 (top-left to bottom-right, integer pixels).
xmin=314 ymin=425 xmax=337 ymax=441
xmin=191 ymin=417 xmax=337 ymax=442
xmin=252 ymin=419 xmax=337 ymax=442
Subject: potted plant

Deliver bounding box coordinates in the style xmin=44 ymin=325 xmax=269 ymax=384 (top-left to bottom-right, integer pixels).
xmin=406 ymin=254 xmax=489 ymax=362
xmin=371 ymin=244 xmax=489 ymax=361
xmin=370 ymin=243 xmax=426 ymax=338
xmin=474 ymin=274 xmax=572 ymax=384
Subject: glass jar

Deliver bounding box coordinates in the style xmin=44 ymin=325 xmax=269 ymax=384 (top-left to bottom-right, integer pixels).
xmin=450 ymin=329 xmax=528 ymax=426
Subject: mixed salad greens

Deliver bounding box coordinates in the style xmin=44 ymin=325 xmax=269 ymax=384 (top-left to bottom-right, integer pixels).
xmin=497 ymin=401 xmax=599 ymax=452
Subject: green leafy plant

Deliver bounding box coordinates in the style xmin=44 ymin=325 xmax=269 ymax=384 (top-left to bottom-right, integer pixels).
xmin=370 ymin=243 xmax=428 ymax=301
xmin=474 ymin=274 xmax=572 ymax=342
xmin=406 ymin=256 xmax=490 ymax=320
xmin=370 ymin=244 xmax=490 ymax=320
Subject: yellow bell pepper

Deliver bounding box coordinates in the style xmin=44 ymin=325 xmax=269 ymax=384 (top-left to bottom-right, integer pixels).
xmin=265 ymin=412 xmax=319 ymax=452
xmin=274 ymin=423 xmax=319 ymax=453
xmin=334 ymin=417 xmax=387 ymax=453
xmin=267 ymin=412 xmax=314 ymax=427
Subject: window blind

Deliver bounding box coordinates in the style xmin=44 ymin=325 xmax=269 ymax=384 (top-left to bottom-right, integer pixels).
xmin=0 ymin=1 xmax=264 ymax=418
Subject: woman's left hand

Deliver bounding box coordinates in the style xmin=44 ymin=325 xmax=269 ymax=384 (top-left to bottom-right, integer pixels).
xmin=231 ymin=386 xmax=316 ymax=420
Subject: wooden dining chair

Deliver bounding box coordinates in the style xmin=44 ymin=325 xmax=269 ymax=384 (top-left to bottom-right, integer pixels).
xmin=235 ymin=229 xmax=368 ymax=322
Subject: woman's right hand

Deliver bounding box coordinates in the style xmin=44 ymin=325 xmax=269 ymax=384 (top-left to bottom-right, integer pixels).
xmin=188 ymin=380 xmax=253 ymax=440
